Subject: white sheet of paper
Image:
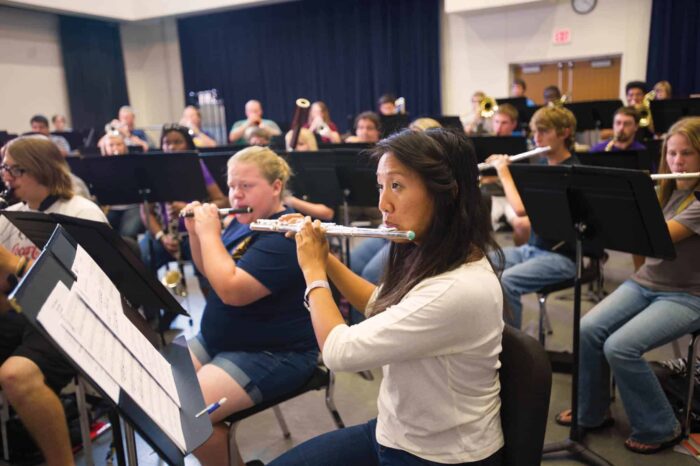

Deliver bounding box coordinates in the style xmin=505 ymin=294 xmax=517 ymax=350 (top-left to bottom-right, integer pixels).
xmin=70 ymin=246 xmax=181 ymax=406
xmin=36 ymin=282 xmax=120 ymax=402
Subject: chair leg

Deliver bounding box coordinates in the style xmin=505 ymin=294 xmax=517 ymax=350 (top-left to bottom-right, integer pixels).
xmin=0 ymin=392 xmax=9 ymax=461
xmin=538 ymin=294 xmax=548 ymax=346
xmin=325 ymin=371 xmax=345 ymax=429
xmin=272 ymin=405 xmax=291 ymax=439
xmin=673 ymin=339 xmax=683 ymax=359
xmin=683 ymin=333 xmax=700 ymax=437
xmin=228 ymin=420 xmax=242 ymax=466
xmin=76 ymin=377 xmax=95 ymax=466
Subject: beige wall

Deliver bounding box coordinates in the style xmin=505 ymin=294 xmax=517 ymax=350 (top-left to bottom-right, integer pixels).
xmin=441 ymin=0 xmax=652 ymax=115
xmin=121 ymin=18 xmax=185 ymax=143
xmin=0 ymin=6 xmax=70 ymax=134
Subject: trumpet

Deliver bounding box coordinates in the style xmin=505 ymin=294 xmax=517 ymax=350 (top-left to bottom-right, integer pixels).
xmin=650 ymin=172 xmax=700 ymax=181
xmin=250 ymin=219 xmax=416 ymax=240
xmin=395 ymin=97 xmax=406 ymax=114
xmin=477 ymin=146 xmax=551 ymax=172
xmin=179 ymin=207 xmax=253 ymax=218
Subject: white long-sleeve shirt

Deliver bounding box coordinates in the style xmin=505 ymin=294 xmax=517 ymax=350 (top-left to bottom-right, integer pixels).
xmin=323 ymin=257 xmax=504 ymax=463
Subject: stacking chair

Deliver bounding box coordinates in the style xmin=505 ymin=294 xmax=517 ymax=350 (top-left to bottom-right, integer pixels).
xmin=536 ymin=256 xmax=604 ymax=346
xmin=500 ymin=325 xmax=552 ymax=466
xmin=226 ymin=364 xmax=344 ymax=465
xmin=683 ymin=330 xmax=700 ymax=437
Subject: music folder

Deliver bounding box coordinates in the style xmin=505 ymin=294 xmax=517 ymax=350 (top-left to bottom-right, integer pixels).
xmin=8 ymin=225 xmax=211 ymax=465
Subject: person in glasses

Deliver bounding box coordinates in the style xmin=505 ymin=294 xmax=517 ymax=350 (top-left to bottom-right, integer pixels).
xmin=0 ymin=137 xmax=107 ymax=466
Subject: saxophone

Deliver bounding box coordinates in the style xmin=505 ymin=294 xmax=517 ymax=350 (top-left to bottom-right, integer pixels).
xmin=161 ymin=202 xmax=188 ymax=297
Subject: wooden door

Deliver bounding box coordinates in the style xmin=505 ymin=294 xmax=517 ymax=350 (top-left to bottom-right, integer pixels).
xmin=512 ymin=56 xmax=621 ymax=104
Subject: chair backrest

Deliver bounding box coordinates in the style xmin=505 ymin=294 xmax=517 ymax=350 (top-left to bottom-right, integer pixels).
xmin=499 ymin=326 xmax=552 ymax=466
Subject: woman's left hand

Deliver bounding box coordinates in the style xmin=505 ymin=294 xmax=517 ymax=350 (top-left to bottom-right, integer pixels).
xmin=0 ymin=246 xmax=19 ymax=275
xmin=191 ymin=203 xmax=222 ymax=237
xmin=294 ymin=217 xmax=329 ymax=279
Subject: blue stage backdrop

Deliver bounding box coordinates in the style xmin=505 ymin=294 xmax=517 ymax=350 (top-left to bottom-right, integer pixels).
xmin=646 ymin=0 xmax=700 ymax=98
xmin=58 ymin=16 xmax=129 ymax=132
xmin=177 ymin=0 xmax=441 ymax=133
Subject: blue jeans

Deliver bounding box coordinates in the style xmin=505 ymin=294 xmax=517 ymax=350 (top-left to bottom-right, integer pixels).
xmin=107 ymin=205 xmax=144 ymax=238
xmin=578 ymin=280 xmax=700 ymax=443
xmin=489 ymin=244 xmax=576 ymax=329
xmin=139 ymin=231 xmax=193 ymax=275
xmin=349 ymin=238 xmax=389 ymax=324
xmin=268 ymin=418 xmax=503 ymax=466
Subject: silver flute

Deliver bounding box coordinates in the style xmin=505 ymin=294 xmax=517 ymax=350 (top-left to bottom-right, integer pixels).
xmin=180 ymin=207 xmax=253 ymax=218
xmin=650 ymin=172 xmax=700 ymax=181
xmin=477 ymin=146 xmax=551 ymax=172
xmin=250 ymin=219 xmax=416 ymax=240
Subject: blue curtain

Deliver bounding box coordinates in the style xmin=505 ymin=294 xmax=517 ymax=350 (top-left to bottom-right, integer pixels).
xmin=59 ymin=16 xmax=129 ymax=131
xmin=177 ymin=0 xmax=441 ymax=132
xmin=646 ymin=0 xmax=700 ymax=97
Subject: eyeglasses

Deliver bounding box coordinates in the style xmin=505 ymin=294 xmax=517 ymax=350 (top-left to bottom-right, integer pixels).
xmin=0 ymin=164 xmax=26 ymax=178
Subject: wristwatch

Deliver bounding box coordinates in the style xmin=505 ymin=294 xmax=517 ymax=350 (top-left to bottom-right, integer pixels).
xmin=304 ymin=280 xmax=330 ymax=311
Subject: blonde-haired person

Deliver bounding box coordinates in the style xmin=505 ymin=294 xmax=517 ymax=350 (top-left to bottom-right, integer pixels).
xmin=0 ymin=137 xmax=107 ymax=466
xmin=305 ymin=101 xmax=341 ymax=143
xmin=409 ymin=117 xmax=441 ymax=132
xmin=182 ymin=146 xmax=318 ymax=466
xmin=463 ymin=91 xmax=493 ymax=135
xmin=485 ymin=105 xmax=579 ymax=329
xmin=285 ymin=127 xmax=318 ymax=151
xmin=653 ymin=80 xmax=672 ymax=100
xmin=556 ymin=116 xmax=700 ymax=454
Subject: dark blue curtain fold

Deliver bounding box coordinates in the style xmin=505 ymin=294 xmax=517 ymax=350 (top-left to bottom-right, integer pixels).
xmin=177 ymin=0 xmax=441 ymax=132
xmin=646 ymin=0 xmax=700 ymax=97
xmin=59 ymin=16 xmax=129 ymax=130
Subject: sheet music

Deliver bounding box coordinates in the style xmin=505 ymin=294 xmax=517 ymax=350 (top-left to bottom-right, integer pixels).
xmin=36 ymin=282 xmax=120 ymax=403
xmin=70 ymin=245 xmax=180 ymax=406
xmin=44 ymin=280 xmax=187 ymax=452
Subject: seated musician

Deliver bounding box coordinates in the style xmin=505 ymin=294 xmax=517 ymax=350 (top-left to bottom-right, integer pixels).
xmin=345 ymin=112 xmax=381 ymax=144
xmin=139 ymin=125 xmax=228 ymax=279
xmin=228 ymin=100 xmax=281 ymax=145
xmin=180 ymin=105 xmax=217 ymax=148
xmin=269 ymin=129 xmax=504 ymax=466
xmin=182 ymin=146 xmax=318 ymax=466
xmin=485 ymin=105 xmax=579 ymax=329
xmin=304 ymin=101 xmax=341 ymax=144
xmin=557 ymin=116 xmax=700 ymax=454
xmin=284 ymin=128 xmax=318 ymax=151
xmin=590 ymin=106 xmax=646 ymax=152
xmin=482 ymin=104 xmax=530 ymax=245
xmin=0 ymin=137 xmax=108 ymax=466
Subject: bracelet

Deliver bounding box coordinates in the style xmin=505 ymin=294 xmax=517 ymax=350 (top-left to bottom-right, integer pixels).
xmin=155 ymin=230 xmax=165 ymax=241
xmin=15 ymin=256 xmax=28 ymax=278
xmin=303 ymin=280 xmax=331 ymax=311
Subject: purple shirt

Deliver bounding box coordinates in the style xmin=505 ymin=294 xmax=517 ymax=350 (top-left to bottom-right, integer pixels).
xmin=590 ymin=140 xmax=646 ymax=152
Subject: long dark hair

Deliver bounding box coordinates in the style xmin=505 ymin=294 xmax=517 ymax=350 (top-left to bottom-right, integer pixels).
xmin=370 ymin=128 xmax=502 ymax=314
xmin=160 ymin=124 xmax=196 ymax=151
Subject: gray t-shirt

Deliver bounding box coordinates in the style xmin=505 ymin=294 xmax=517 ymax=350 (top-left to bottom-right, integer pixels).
xmin=633 ymin=189 xmax=700 ymax=295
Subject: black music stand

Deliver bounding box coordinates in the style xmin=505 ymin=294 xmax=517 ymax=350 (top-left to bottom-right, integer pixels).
xmin=9 ymin=226 xmax=211 ymax=466
xmin=199 ymin=152 xmax=232 ymax=194
xmin=66 ymin=153 xmax=207 ymax=330
xmin=283 ymin=152 xmax=344 ymax=210
xmin=467 ymin=136 xmax=529 ymax=163
xmin=565 ymin=100 xmax=623 ymax=131
xmin=576 ymin=150 xmax=654 ymax=172
xmin=650 ymin=98 xmax=700 ymax=133
xmin=0 ymin=211 xmax=188 ymax=320
xmin=318 ymin=142 xmax=373 ymax=151
xmin=379 ymin=114 xmax=410 ymax=138
xmin=431 ymin=115 xmax=463 ymax=131
xmin=509 ymin=164 xmax=675 ymax=465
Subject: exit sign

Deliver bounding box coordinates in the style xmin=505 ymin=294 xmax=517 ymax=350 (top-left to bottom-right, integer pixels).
xmin=553 ymin=28 xmax=571 ymax=45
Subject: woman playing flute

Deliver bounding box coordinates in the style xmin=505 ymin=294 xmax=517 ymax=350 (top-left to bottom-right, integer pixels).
xmin=268 ymin=128 xmax=505 ymax=466
xmin=556 ymin=117 xmax=700 ymax=454
xmin=182 ymin=146 xmax=318 ymax=466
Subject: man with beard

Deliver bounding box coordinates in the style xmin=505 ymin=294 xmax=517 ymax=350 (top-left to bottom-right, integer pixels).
xmin=591 ymin=106 xmax=647 ymax=152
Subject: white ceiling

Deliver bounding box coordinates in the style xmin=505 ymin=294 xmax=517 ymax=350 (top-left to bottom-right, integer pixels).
xmin=0 ymin=0 xmax=292 ymax=22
